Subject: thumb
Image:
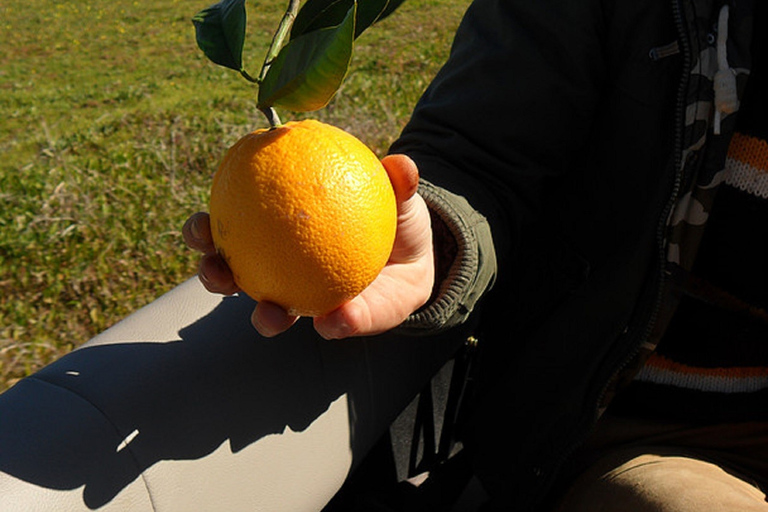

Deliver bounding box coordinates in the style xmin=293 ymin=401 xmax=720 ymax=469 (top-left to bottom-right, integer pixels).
xmin=381 ymin=154 xmax=419 ymax=203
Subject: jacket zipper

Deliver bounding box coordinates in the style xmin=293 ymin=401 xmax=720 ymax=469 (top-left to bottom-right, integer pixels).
xmin=596 ymin=0 xmax=692 ymax=409
xmin=531 ymin=1 xmax=694 ymax=509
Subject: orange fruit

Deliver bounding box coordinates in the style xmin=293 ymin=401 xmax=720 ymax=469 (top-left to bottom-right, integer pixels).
xmin=209 ymin=119 xmax=397 ymax=317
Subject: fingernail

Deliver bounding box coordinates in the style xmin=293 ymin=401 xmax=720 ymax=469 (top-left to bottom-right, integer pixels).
xmin=253 ymin=302 xmax=296 ymax=338
xmin=252 ymin=316 xmax=275 ymax=337
xmin=317 ymin=319 xmax=351 ymax=340
xmin=198 ymin=265 xmax=210 ymax=285
xmin=189 ymin=217 xmax=201 ymax=242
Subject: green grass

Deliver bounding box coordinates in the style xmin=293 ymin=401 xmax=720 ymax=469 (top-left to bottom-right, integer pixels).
xmin=0 ymin=0 xmax=468 ymax=390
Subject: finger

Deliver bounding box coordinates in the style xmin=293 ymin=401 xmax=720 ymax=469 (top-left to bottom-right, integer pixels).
xmin=314 ymin=301 xmax=364 ymax=340
xmin=251 ymin=301 xmax=299 ymax=337
xmin=313 ymin=281 xmax=419 ymax=340
xmin=199 ymin=252 xmax=239 ymax=295
xmin=183 ymin=212 xmax=216 ymax=254
xmin=388 ymin=186 xmax=434 ymax=264
xmin=381 ymin=154 xmax=419 ymax=204
xmin=314 ymin=255 xmax=434 ymax=340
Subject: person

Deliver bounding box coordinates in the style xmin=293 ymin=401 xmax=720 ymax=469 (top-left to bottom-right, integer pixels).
xmin=184 ymin=0 xmax=767 ymax=510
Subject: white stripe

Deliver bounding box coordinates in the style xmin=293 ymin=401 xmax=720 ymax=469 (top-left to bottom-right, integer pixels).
xmin=636 ymin=365 xmax=768 ymax=393
xmin=724 ymin=157 xmax=768 ymax=198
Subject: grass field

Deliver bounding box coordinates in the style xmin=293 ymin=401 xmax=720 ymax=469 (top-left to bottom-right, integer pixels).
xmin=0 ymin=0 xmax=468 ymax=390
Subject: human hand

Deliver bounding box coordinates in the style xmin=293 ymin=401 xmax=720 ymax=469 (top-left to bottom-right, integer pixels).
xmin=183 ymin=154 xmax=434 ymax=339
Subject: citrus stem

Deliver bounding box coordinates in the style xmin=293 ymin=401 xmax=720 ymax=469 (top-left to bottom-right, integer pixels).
xmin=256 ymin=0 xmax=299 ymax=129
xmin=259 ymin=106 xmax=282 ymax=128
xmin=258 ymin=0 xmax=301 ymax=84
xmin=240 ymin=69 xmax=259 ymax=84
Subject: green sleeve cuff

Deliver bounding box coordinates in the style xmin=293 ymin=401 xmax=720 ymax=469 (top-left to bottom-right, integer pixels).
xmin=398 ymin=179 xmax=497 ymax=334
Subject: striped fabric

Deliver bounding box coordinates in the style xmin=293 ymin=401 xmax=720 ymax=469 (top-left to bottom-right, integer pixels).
xmin=636 ymin=354 xmax=768 ymax=394
xmin=611 ymin=131 xmax=768 ymax=422
xmin=609 ymin=0 xmax=768 ymax=424
xmin=723 ymin=133 xmax=768 ymax=198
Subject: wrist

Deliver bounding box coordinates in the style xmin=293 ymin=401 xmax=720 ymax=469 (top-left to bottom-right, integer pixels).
xmin=397 ymin=179 xmax=497 ymax=334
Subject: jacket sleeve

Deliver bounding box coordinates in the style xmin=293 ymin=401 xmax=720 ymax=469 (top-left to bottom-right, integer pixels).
xmin=390 ymin=0 xmax=607 ymax=332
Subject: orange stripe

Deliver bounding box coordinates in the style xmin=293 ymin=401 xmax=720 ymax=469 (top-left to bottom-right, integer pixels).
xmin=644 ymin=353 xmax=768 ymax=379
xmin=728 ymin=132 xmax=768 ymax=172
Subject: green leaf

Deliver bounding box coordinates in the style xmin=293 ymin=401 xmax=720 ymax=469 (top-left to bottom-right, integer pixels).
xmin=291 ymin=0 xmax=400 ymax=40
xmin=192 ymin=0 xmax=247 ymax=72
xmin=291 ymin=0 xmax=354 ymax=39
xmin=258 ymin=2 xmax=356 ymax=112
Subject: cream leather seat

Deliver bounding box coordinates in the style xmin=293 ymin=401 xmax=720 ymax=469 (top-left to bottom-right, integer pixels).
xmin=0 ymin=278 xmax=466 ymax=511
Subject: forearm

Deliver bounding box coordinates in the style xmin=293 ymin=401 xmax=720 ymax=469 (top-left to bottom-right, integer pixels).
xmin=390 ymin=0 xmax=608 ymax=332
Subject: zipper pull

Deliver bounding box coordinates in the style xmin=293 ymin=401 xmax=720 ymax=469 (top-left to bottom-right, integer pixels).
xmin=649 ymin=40 xmax=680 ymax=61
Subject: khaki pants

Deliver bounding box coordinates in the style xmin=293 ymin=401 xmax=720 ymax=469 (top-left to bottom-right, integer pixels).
xmin=553 ymin=414 xmax=768 ymax=511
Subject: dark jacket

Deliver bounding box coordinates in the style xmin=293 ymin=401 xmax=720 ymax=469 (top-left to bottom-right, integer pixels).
xmin=391 ymin=0 xmax=758 ymax=509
